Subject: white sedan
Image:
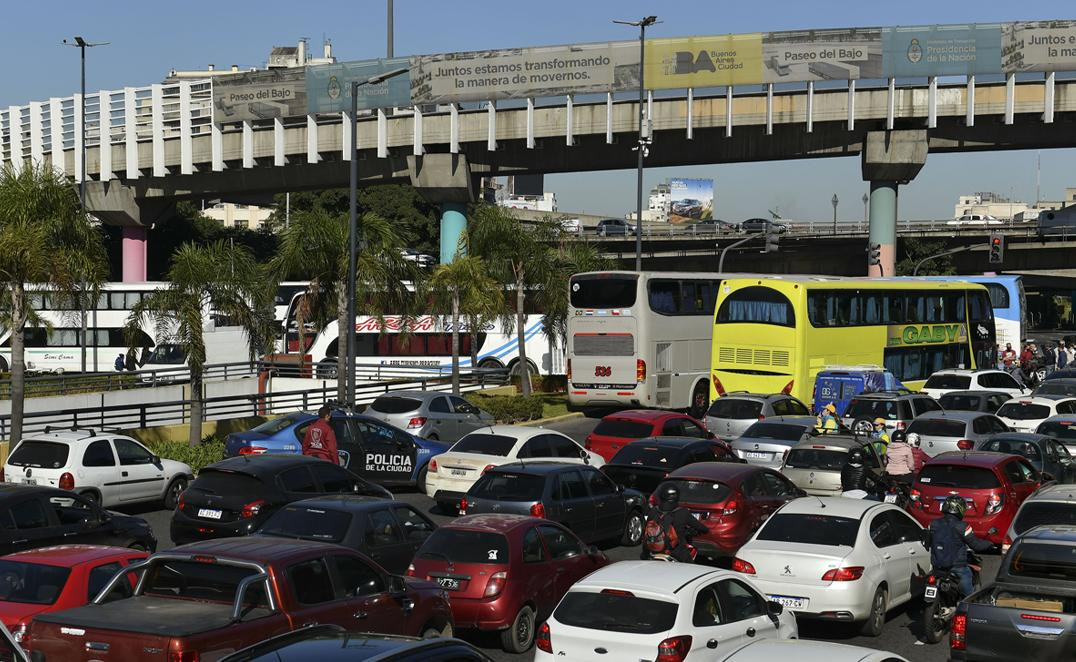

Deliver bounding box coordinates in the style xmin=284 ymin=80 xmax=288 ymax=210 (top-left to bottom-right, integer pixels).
xmin=996 ymin=396 xmax=1076 ymax=433
xmin=535 ymin=561 xmax=797 ymax=661
xmin=733 ymin=497 xmax=931 ymax=637
xmin=423 ymin=425 xmax=603 ymax=512
xmin=716 ymin=638 xmax=909 ymax=661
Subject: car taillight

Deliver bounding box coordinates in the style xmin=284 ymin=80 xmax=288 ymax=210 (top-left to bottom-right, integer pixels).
xmin=656 ymin=635 xmax=692 ymax=662
xmin=822 ymin=566 xmax=865 ymax=581
xmin=584 ymin=437 xmax=592 ymax=450
xmin=240 ymin=499 xmax=265 ymax=519
xmin=927 ymin=574 xmax=937 ymax=585
xmin=910 ymin=488 xmax=921 ymax=502
xmin=957 ymin=439 xmax=974 ymax=450
xmin=58 ymin=472 xmax=74 ymax=491
xmin=482 ymin=464 xmax=497 ymax=475
xmin=757 ymin=414 xmax=765 ymax=421
xmin=1021 ymin=613 xmax=1062 ymax=622
xmin=986 ymin=493 xmax=1004 ymax=514
xmin=731 ymin=558 xmax=755 ymax=574
xmin=407 ymin=417 xmax=427 ymax=429
xmin=722 ymin=500 xmax=738 ymax=515
xmin=406 ymin=563 xmax=415 ymax=577
xmin=951 ymin=613 xmax=967 ymax=650
xmin=459 ymin=497 xmax=468 ymax=514
xmin=648 ymin=494 xmax=656 ymax=507
xmin=895 ymin=420 xmax=906 ymax=430
xmin=1003 ymin=534 xmax=1012 ymax=549
xmin=169 ymin=651 xmax=200 ymax=662
xmin=780 ymin=380 xmax=794 ymax=395
xmin=484 ymin=571 xmax=507 ymax=597
xmin=530 ymin=502 xmax=546 ymax=518
xmin=711 ymin=374 xmax=726 ymax=397
xmin=536 ymin=622 xmax=552 ymax=653
xmin=429 ymin=458 xmax=438 ymax=472
xmin=637 ymin=359 xmax=646 ymax=383
xmin=177 ymin=491 xmax=187 ymax=510
xmin=238 ymin=445 xmax=267 ymax=456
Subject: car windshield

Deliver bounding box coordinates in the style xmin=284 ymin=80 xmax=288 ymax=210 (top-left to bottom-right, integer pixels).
xmin=369 ymin=396 xmax=422 ymax=414
xmin=7 ymin=441 xmax=69 ymax=469
xmin=784 ymin=448 xmax=847 ymax=471
xmin=251 ymin=413 xmax=307 ymax=435
xmin=592 ymin=419 xmax=654 ymax=439
xmin=0 ymin=561 xmax=71 ymax=605
xmin=142 ymin=560 xmax=268 ymax=607
xmin=924 ymin=374 xmax=972 ymax=390
xmin=741 ymin=423 xmax=808 ymax=441
xmin=1008 ymin=542 xmax=1076 ymax=582
xmin=610 ymin=444 xmax=687 ymax=467
xmin=554 ymin=590 xmax=679 ymax=634
xmin=416 ymin=530 xmax=509 ymax=564
xmin=469 ymin=472 xmax=546 ymax=501
xmin=917 ymin=465 xmax=1001 ymax=489
xmin=997 ymin=403 xmax=1051 ymax=420
xmin=938 ymin=395 xmax=984 ymax=411
xmin=145 ymin=344 xmax=186 ymax=364
xmin=1013 ymin=502 xmax=1076 ymax=536
xmin=707 ymin=398 xmax=763 ymax=419
xmin=256 ymin=505 xmax=353 ymax=543
xmin=757 ymin=514 xmax=859 ymax=547
xmin=845 ymin=399 xmax=900 ymax=421
xmin=1038 ymin=421 xmax=1076 ymax=441
xmin=907 ymin=418 xmax=967 ymax=438
xmin=451 ymin=434 xmax=517 ymax=457
xmin=658 ymin=479 xmax=731 ymax=505
xmin=188 ymin=469 xmax=264 ymax=496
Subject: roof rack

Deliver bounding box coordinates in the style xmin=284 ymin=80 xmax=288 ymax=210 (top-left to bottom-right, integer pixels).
xmin=43 ymin=425 xmax=97 ymax=437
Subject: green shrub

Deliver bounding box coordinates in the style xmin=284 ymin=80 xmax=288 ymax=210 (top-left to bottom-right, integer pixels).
xmin=145 ymin=439 xmax=227 ymax=474
xmin=467 ymin=394 xmax=546 ymax=423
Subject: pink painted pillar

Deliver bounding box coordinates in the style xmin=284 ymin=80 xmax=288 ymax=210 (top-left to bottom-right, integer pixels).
xmin=121 ymin=226 xmax=148 ymax=282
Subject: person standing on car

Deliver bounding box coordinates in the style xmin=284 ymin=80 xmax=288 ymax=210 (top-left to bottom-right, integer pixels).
xmin=885 ymin=430 xmax=916 ymax=486
xmin=641 ymin=485 xmax=708 ymax=562
xmin=928 ymin=496 xmax=994 ymax=598
xmin=815 ymin=403 xmax=839 ymax=434
xmin=302 ymin=405 xmax=339 ymax=464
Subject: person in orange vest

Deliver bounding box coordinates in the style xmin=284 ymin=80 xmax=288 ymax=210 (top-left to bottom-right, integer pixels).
xmin=302 ymin=405 xmax=339 ymax=464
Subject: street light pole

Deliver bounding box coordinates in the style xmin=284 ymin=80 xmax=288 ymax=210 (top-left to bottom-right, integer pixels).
xmin=831 ymin=193 xmax=839 ymax=235
xmin=862 ymin=192 xmax=869 ymax=224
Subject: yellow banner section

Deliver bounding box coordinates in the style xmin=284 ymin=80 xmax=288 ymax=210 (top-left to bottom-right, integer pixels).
xmin=886 ymin=323 xmax=968 ymax=347
xmin=645 ymin=34 xmax=764 ymax=88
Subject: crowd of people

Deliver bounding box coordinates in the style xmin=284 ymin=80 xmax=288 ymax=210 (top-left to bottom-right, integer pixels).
xmin=998 ymin=337 xmax=1076 ymax=386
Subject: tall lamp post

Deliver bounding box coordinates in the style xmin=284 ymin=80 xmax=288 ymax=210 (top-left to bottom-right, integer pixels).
xmin=614 ymin=15 xmax=658 ymax=271
xmin=862 ymin=192 xmax=869 ymax=224
xmin=831 ymin=193 xmax=839 ymax=235
xmin=346 ymin=67 xmax=409 ymax=405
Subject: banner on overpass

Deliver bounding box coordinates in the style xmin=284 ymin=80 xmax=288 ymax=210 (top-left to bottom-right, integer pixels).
xmin=668 ymin=178 xmax=714 ymax=224
xmin=212 ymin=68 xmax=307 ymax=123
xmin=1003 ymin=20 xmax=1076 ymax=73
xmin=409 ymin=42 xmax=639 ymax=104
xmin=882 ymin=24 xmax=1002 ymax=77
xmin=307 ymin=57 xmax=411 ymax=113
xmin=644 ymin=34 xmax=762 ymax=88
xmin=761 ymin=27 xmax=883 ymax=82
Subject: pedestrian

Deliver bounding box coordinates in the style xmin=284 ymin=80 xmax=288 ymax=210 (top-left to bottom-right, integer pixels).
xmin=124 ymin=347 xmax=137 ymax=372
xmin=302 ymin=404 xmax=340 ymax=464
xmin=1059 ymin=341 xmax=1070 ymax=370
xmin=1001 ymin=343 xmax=1017 ymax=370
xmin=1044 ymin=343 xmax=1057 ymax=377
xmin=1019 ymin=343 xmax=1033 ymax=373
xmin=1067 ymin=343 xmax=1076 ymax=369
xmin=113 ymin=353 xmax=125 ymax=372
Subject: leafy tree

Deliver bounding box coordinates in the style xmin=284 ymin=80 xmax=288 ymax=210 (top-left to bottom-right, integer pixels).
xmin=538 ymin=235 xmax=612 ymax=352
xmin=895 ymin=238 xmax=957 ymax=276
xmin=0 ymin=164 xmax=107 ymax=443
xmin=126 ymin=241 xmax=275 ymax=447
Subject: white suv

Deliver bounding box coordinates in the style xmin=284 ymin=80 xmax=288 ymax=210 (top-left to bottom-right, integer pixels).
xmin=920 ymin=369 xmax=1028 ymax=400
xmin=4 ymin=428 xmax=193 ymax=508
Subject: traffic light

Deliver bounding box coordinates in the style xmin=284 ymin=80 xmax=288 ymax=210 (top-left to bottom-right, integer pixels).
xmin=764 ymin=227 xmax=780 ymax=253
xmin=867 ymin=243 xmax=881 ymax=266
xmin=988 ymin=234 xmax=1005 ymax=264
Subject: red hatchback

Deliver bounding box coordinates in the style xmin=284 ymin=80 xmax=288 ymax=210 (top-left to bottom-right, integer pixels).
xmin=407 ymin=514 xmax=608 ymax=654
xmin=585 ymin=409 xmax=716 ymax=461
xmin=909 ymin=451 xmax=1043 ymax=545
xmin=654 ymin=463 xmax=805 ymax=560
xmin=0 ymin=545 xmax=146 ymax=647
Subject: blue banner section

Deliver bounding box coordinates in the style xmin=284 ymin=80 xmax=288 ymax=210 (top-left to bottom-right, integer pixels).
xmin=306 ymin=57 xmax=411 ymax=113
xmin=882 ymin=25 xmax=1002 ymax=77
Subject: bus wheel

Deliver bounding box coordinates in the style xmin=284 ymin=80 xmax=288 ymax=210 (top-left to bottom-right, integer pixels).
xmin=317 ymin=361 xmax=338 ymax=379
xmin=689 ymin=382 xmax=709 ymax=419
xmin=508 ymin=359 xmax=538 ymax=377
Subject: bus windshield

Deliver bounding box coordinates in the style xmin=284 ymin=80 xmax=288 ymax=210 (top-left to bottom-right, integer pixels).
xmin=569 ymin=274 xmax=638 ymax=309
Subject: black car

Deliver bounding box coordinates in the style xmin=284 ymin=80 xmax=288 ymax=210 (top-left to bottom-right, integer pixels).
xmin=170 ymin=455 xmax=392 ymax=545
xmin=1035 ymin=379 xmax=1076 ymax=398
xmin=977 ymin=432 xmax=1076 ymax=483
xmin=253 ymin=495 xmax=436 ymax=574
xmin=938 ymin=390 xmax=1012 ymax=413
xmin=695 ymin=219 xmax=739 ymax=233
xmin=600 ymin=437 xmax=739 ymax=495
xmin=595 ymin=219 xmax=636 ymax=236
xmin=221 ymin=624 xmax=492 ymax=662
xmin=741 ymin=217 xmax=787 ymax=234
xmin=462 ymin=462 xmax=646 ymax=546
xmin=0 ymin=484 xmax=155 ymax=553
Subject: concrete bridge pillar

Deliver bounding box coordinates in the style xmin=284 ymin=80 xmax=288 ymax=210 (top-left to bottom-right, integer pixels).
xmin=439 ymin=203 xmax=468 ymax=264
xmin=121 ymin=226 xmax=148 ymax=282
xmin=84 ymin=181 xmax=175 ymax=282
xmin=407 ymin=154 xmax=474 ymax=264
xmin=861 ymin=130 xmax=928 ymax=277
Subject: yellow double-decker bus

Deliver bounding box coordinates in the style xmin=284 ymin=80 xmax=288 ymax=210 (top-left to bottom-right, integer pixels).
xmin=709 ymin=276 xmax=997 ymax=406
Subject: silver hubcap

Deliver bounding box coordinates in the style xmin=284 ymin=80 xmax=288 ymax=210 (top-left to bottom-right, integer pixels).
xmin=517 ymin=613 xmax=530 ymax=642
xmin=628 ymin=515 xmax=644 ymax=542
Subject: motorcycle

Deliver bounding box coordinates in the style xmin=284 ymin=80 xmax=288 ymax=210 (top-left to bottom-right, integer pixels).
xmin=646 ymin=543 xmax=698 ymax=563
xmin=920 ymin=551 xmax=982 ymax=644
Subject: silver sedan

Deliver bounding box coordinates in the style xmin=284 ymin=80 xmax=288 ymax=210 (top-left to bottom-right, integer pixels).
xmin=365 ymin=390 xmax=494 ymax=443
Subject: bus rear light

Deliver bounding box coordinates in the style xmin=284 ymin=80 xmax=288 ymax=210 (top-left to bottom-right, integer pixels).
xmin=781 ymin=380 xmax=794 ymax=395
xmin=711 ymin=374 xmax=726 ymax=396
xmin=637 ymin=359 xmax=646 ymax=383
xmin=566 ymin=359 xmax=571 ymax=381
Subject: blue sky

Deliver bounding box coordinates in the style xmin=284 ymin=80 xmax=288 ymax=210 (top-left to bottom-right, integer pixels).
xmin=2 ymin=0 xmax=1072 ymax=220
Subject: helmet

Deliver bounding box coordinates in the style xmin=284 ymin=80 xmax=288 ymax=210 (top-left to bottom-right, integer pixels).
xmin=907 ymin=432 xmax=921 ymax=448
xmin=942 ymin=496 xmax=967 ymax=519
xmin=874 ymin=417 xmax=887 ymax=426
xmin=824 ymin=403 xmax=837 ymax=413
xmin=848 ymin=448 xmax=865 ymax=465
xmin=891 ymin=430 xmax=907 ymax=445
xmin=659 ymin=484 xmax=680 ymax=508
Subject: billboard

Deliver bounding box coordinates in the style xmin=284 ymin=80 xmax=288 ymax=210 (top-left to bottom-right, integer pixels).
xmin=645 ymin=34 xmax=763 ymax=88
xmin=668 ymin=178 xmax=713 ymax=224
xmin=307 ymin=57 xmax=412 ymax=113
xmin=882 ymin=24 xmax=1002 ymax=77
xmin=762 ymin=28 xmax=883 ymax=82
xmin=212 ymin=68 xmax=306 ymax=123
xmin=1003 ymin=20 xmax=1076 ymax=73
xmin=409 ymin=42 xmax=639 ymax=104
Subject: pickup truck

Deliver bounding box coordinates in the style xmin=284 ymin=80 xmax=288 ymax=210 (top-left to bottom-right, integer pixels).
xmin=953 ymin=524 xmax=1076 ymax=659
xmin=27 ymin=538 xmax=454 ymax=662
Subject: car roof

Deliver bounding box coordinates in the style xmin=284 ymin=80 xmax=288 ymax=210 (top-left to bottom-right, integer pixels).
xmin=488 ymin=461 xmax=586 ymax=475
xmin=2 ymin=545 xmax=145 ymax=566
xmin=0 ymin=484 xmax=70 ymax=500
xmin=927 ymin=451 xmax=1013 ymax=468
xmin=445 ymin=514 xmax=539 ymax=533
xmin=715 ymin=393 xmax=790 ymax=403
xmin=1041 ymin=414 xmax=1076 ymax=424
xmin=1000 ymin=396 xmax=1069 ymax=407
xmin=720 ymin=638 xmax=909 ymax=662
xmin=458 ymin=425 xmax=548 ymax=442
xmin=851 ymin=391 xmax=919 ymax=400
xmin=778 ymin=496 xmax=887 ymax=519
xmin=758 ymin=416 xmax=816 ymax=425
xmin=940 ymin=390 xmax=1009 ymax=398
xmin=373 ymin=391 xmax=441 ymax=402
xmin=914 ymin=410 xmax=984 ymax=422
xmin=933 ymin=369 xmax=1003 ymax=376
xmin=283 ymin=495 xmax=394 ymax=511
xmin=223 ymin=625 xmax=472 ymax=661
xmin=170 ymin=537 xmax=346 ymax=563
xmin=604 ymin=409 xmax=679 ymax=422
xmin=573 ymin=560 xmax=732 ymax=597
xmin=986 ymin=432 xmax=1051 ymax=443
xmin=203 ymin=454 xmax=332 ymax=476
xmin=1025 ymin=483 xmax=1076 ymax=502
xmin=790 ymin=435 xmax=870 ymax=450
xmin=18 ymin=429 xmax=116 ymax=445
xmin=668 ymin=462 xmax=762 ymax=482
xmin=617 ymin=436 xmax=709 ymax=449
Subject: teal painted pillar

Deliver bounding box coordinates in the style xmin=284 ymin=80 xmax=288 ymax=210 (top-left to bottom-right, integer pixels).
xmin=868 ymin=181 xmax=898 ymax=277
xmin=439 ymin=203 xmax=467 ymax=264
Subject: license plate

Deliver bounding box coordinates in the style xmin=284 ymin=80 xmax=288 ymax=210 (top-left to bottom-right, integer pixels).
xmin=197 ymin=508 xmax=223 ymax=520
xmin=768 ymin=595 xmax=809 ymax=609
xmin=450 ymin=469 xmax=468 ymax=477
xmin=21 ymin=479 xmax=36 ymax=486
xmin=884 ymin=493 xmax=898 ymax=503
xmin=436 ymin=577 xmax=460 ymax=590
xmin=925 ymin=586 xmax=938 ymax=600
xmin=745 ymin=452 xmax=770 ymax=460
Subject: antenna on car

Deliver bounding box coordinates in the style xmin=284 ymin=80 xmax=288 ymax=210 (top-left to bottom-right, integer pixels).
xmin=816 ymin=497 xmax=826 ymax=509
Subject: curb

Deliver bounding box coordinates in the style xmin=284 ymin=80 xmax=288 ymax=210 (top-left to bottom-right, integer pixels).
xmin=521 ymin=412 xmax=585 ymax=427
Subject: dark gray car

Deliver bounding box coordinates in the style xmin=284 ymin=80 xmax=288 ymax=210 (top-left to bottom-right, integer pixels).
xmin=976 ymin=433 xmax=1076 ymax=484
xmin=366 ymin=391 xmax=494 ymax=443
xmin=1034 ymin=379 xmax=1076 ymax=399
xmin=461 ymin=462 xmax=646 ymax=546
xmin=938 ymin=390 xmax=1011 ymax=413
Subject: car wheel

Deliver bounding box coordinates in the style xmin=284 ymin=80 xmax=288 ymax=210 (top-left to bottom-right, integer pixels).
xmin=80 ymin=490 xmax=101 ymax=507
xmin=163 ymin=476 xmax=188 ymax=510
xmin=621 ymin=509 xmax=645 ymax=546
xmin=852 ymin=418 xmax=875 ymax=436
xmin=859 ymin=587 xmax=887 ymax=637
xmin=689 ymin=381 xmax=709 ymax=419
xmin=501 ymin=605 xmax=536 ymax=653
xmin=416 ymin=465 xmax=429 ymax=494
xmin=0 ymin=356 xmax=8 ymax=372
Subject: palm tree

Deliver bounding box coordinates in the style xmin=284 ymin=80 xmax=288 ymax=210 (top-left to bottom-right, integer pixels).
xmin=428 ymin=250 xmax=503 ymax=395
xmin=126 ymin=241 xmax=275 ymax=447
xmin=270 ymin=209 xmax=420 ymax=402
xmin=538 ymin=237 xmax=611 ymax=357
xmin=0 ymin=164 xmax=106 ymax=443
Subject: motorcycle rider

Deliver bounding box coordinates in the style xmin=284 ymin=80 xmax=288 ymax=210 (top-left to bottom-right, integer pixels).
xmin=642 ymin=484 xmax=708 ymax=562
xmin=928 ymin=496 xmax=994 ymax=598
xmin=885 ymin=430 xmax=916 ymax=486
xmin=841 ymin=447 xmax=885 ymax=498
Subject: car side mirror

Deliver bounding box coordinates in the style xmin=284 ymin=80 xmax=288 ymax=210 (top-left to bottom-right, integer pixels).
xmin=151 ymin=455 xmax=163 ymax=468
xmin=388 ymin=575 xmax=407 ymax=598
xmin=580 ymin=449 xmax=590 ymax=463
xmin=1042 ymin=472 xmax=1054 ymax=483
xmin=767 ymin=601 xmax=784 ymax=616
xmin=586 ymin=545 xmax=601 ymax=558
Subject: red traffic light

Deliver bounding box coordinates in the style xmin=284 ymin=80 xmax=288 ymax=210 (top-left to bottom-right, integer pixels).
xmin=991 ymin=237 xmax=1002 ymax=246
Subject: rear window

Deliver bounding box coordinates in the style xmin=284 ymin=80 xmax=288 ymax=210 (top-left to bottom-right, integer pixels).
xmin=188 ymin=469 xmax=265 ymax=496
xmin=250 ymin=413 xmax=307 ymax=435
xmin=924 ymin=374 xmax=972 ymax=390
xmin=997 ymin=403 xmax=1051 ymax=420
xmin=7 ymin=441 xmax=69 ymax=469
xmin=1008 ymin=541 xmax=1076 ymax=582
xmin=845 ymin=398 xmax=902 ymax=421
xmin=907 ymin=418 xmax=968 ymax=438
xmin=707 ymin=399 xmax=763 ymax=419
xmin=1036 ymin=382 xmax=1076 ymax=397
xmin=142 ymin=560 xmax=268 ymax=607
xmin=469 ymin=472 xmax=546 ymax=501
xmin=757 ymin=514 xmax=859 ymax=547
xmin=659 ymin=479 xmax=731 ymax=505
xmin=784 ymin=448 xmax=847 ymax=471
xmin=451 ymin=434 xmax=517 ymax=457
xmin=0 ymin=561 xmax=71 ymax=604
xmin=609 ymin=444 xmax=686 ymax=467
xmin=741 ymin=423 xmax=808 ymax=441
xmin=917 ymin=464 xmax=1001 ymax=489
xmin=592 ymin=419 xmax=654 ymax=439
xmin=1013 ymin=502 xmax=1076 ymax=536
xmin=370 ymin=396 xmax=422 ymax=414
xmin=569 ymin=274 xmax=638 ymax=310
xmin=1038 ymin=420 xmax=1076 ymax=442
xmin=938 ymin=394 xmax=984 ymax=411
xmin=256 ymin=505 xmax=353 ymax=543
xmin=554 ymin=590 xmax=678 ymax=634
xmin=417 ymin=530 xmax=509 ymax=564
